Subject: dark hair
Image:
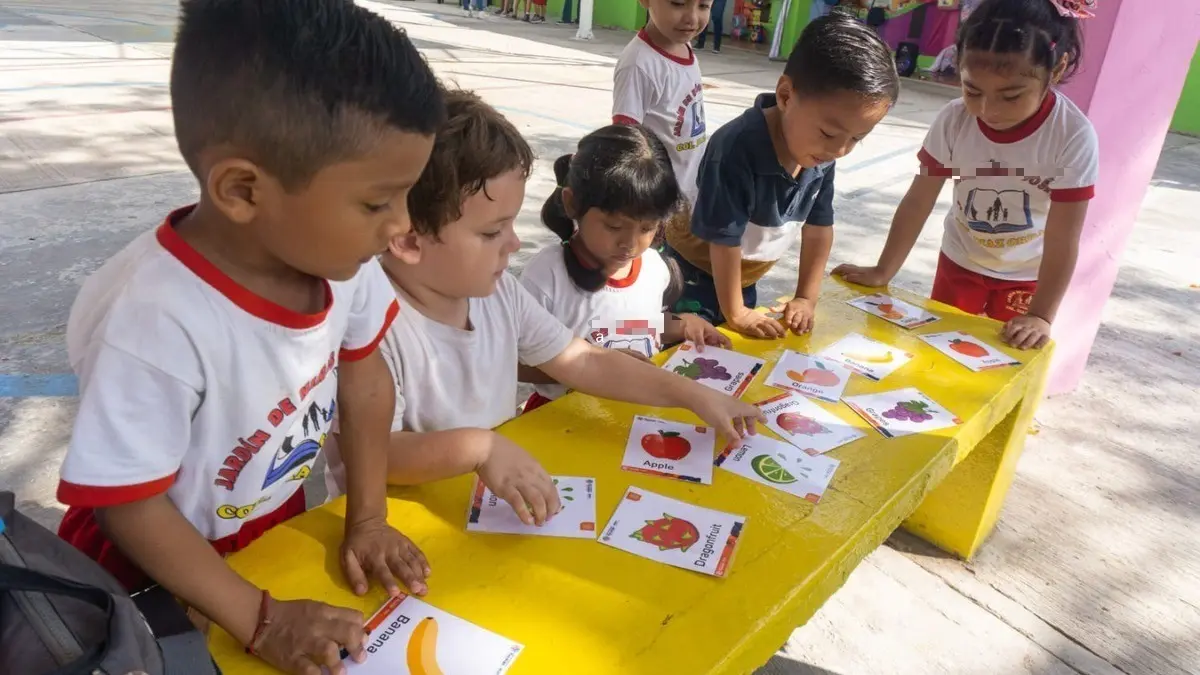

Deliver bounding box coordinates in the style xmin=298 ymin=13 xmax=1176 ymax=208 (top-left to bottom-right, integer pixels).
xmin=541 ymin=124 xmax=683 ymax=305
xmin=783 ymin=10 xmax=900 ymax=103
xmin=171 ymin=0 xmax=445 ymax=189
xmin=407 ymin=89 xmax=534 ymax=237
xmin=956 ymin=0 xmax=1084 ymax=82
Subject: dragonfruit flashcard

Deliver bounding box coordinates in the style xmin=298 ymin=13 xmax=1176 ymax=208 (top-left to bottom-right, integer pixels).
xmin=755 ymin=391 xmax=866 ymax=454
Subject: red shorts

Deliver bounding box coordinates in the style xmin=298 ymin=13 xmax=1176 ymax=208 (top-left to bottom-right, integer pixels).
xmin=522 ymin=391 xmax=554 ymax=414
xmin=931 ymin=253 xmax=1037 ymax=322
xmin=530 ymin=0 xmax=546 ymax=5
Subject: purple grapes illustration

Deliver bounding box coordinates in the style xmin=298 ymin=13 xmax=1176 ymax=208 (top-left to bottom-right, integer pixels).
xmin=882 ymin=399 xmax=933 ymax=423
xmin=673 ymin=357 xmax=732 ymax=381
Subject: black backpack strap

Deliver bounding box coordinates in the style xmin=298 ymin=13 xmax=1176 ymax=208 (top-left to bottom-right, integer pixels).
xmin=0 ymin=563 xmax=114 ymax=675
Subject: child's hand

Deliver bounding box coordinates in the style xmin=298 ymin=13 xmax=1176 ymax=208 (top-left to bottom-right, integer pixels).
xmin=682 ymin=385 xmax=765 ymax=445
xmin=341 ymin=517 xmax=430 ymax=597
xmin=832 ymin=264 xmax=893 ymax=288
xmin=776 ymin=297 xmax=816 ymax=334
xmin=1001 ymin=314 xmax=1051 ymax=350
xmin=253 ymin=596 xmax=366 ymax=675
xmin=679 ymin=313 xmax=732 ymax=350
xmin=726 ymin=306 xmax=786 ymax=339
xmin=477 ymin=434 xmax=561 ymax=526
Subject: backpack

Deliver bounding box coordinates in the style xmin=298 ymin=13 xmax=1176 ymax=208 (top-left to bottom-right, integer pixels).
xmin=0 ymin=492 xmax=220 ymax=675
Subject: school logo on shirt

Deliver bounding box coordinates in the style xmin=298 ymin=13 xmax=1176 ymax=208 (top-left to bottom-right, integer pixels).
xmin=962 ymin=187 xmax=1033 ymax=234
xmin=672 ymin=83 xmax=707 ymax=151
xmin=261 ymin=399 xmax=333 ymax=489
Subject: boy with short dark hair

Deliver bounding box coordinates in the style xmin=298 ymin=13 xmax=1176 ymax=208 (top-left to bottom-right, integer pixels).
xmin=56 ymin=1 xmax=444 ymax=672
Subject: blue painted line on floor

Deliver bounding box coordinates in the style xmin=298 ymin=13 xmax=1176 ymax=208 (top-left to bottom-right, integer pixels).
xmin=0 ymin=374 xmax=78 ymax=397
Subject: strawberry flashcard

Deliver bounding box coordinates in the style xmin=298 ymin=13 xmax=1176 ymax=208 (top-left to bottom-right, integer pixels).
xmin=763 ymin=350 xmax=852 ymax=403
xmin=345 ymin=594 xmax=522 ymax=674
xmin=842 ymin=388 xmax=961 ymax=439
xmin=715 ymin=433 xmax=840 ymax=503
xmin=756 ymin=391 xmax=866 ymax=454
xmin=817 ymin=332 xmax=913 ymax=381
xmin=661 ymin=342 xmax=765 ymax=399
xmin=466 ymin=476 xmax=597 ymax=539
xmin=599 ymin=487 xmax=746 ymax=578
xmin=846 ymin=293 xmax=940 ymax=329
xmin=621 ymin=415 xmax=715 ymax=484
xmin=919 ymin=331 xmax=1021 ymax=372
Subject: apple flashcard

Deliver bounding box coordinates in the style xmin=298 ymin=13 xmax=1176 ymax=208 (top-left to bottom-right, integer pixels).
xmin=715 ymin=433 xmax=840 ymax=503
xmin=756 ymin=391 xmax=866 ymax=455
xmin=842 ymin=387 xmax=961 ymax=439
xmin=466 ymin=476 xmax=597 ymax=539
xmin=919 ymin=331 xmax=1021 ymax=372
xmin=599 ymin=487 xmax=746 ymax=578
xmin=846 ymin=293 xmax=940 ymax=329
xmin=817 ymin=332 xmax=913 ymax=381
xmin=763 ymin=350 xmax=852 ymax=403
xmin=621 ymin=415 xmax=715 ymax=484
xmin=661 ymin=342 xmax=765 ymax=399
xmin=344 ymin=594 xmax=522 ymax=675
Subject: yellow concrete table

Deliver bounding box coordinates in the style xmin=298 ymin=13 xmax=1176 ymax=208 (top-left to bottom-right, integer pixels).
xmin=209 ymin=280 xmax=1050 ymax=675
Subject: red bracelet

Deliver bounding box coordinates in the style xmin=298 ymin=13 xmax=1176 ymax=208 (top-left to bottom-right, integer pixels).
xmin=245 ymin=590 xmax=272 ymax=655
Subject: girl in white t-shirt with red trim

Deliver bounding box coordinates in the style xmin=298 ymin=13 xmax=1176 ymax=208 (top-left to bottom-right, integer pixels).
xmin=835 ymin=0 xmax=1099 ymax=351
xmin=520 ymin=123 xmax=728 ymax=411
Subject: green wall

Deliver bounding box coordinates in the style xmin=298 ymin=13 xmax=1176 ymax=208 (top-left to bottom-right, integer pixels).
xmin=1170 ymin=45 xmax=1200 ymax=136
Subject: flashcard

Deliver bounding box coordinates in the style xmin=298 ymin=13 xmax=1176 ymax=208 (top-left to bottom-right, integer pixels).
xmin=817 ymin=332 xmax=913 ymax=381
xmin=756 ymin=391 xmax=866 ymax=454
xmin=842 ymin=388 xmax=961 ymax=439
xmin=621 ymin=415 xmax=715 ymax=484
xmin=715 ymin=433 xmax=840 ymax=503
xmin=344 ymin=594 xmax=522 ymax=675
xmin=599 ymin=487 xmax=745 ymax=578
xmin=466 ymin=476 xmax=597 ymax=539
xmin=661 ymin=342 xmax=764 ymax=399
xmin=846 ymin=293 xmax=940 ymax=329
xmin=763 ymin=350 xmax=852 ymax=403
xmin=919 ymin=331 xmax=1021 ymax=372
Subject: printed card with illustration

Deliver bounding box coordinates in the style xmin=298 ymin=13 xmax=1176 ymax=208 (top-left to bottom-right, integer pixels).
xmin=466 ymin=476 xmax=597 ymax=539
xmin=842 ymin=387 xmax=961 ymax=439
xmin=715 ymin=433 xmax=840 ymax=503
xmin=621 ymin=415 xmax=715 ymax=484
xmin=919 ymin=331 xmax=1021 ymax=372
xmin=763 ymin=350 xmax=852 ymax=403
xmin=817 ymin=332 xmax=913 ymax=381
xmin=661 ymin=342 xmax=764 ymax=399
xmin=345 ymin=594 xmax=522 ymax=675
xmin=846 ymin=293 xmax=940 ymax=329
xmin=756 ymin=391 xmax=865 ymax=455
xmin=599 ymin=487 xmax=745 ymax=578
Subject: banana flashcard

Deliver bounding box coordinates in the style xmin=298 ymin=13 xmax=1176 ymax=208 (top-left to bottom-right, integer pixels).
xmin=817 ymin=332 xmax=913 ymax=381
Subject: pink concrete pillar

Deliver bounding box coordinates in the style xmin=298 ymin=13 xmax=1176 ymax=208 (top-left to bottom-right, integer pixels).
xmin=1050 ymin=0 xmax=1200 ymax=395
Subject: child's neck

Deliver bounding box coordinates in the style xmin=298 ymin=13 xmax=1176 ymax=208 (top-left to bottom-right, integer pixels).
xmin=644 ymin=22 xmax=691 ymax=60
xmin=762 ymin=106 xmax=802 ymax=178
xmin=381 ymin=256 xmax=471 ymax=330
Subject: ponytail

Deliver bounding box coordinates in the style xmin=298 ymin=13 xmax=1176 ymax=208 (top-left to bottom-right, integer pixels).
xmin=540 ymin=154 xmax=576 ymax=242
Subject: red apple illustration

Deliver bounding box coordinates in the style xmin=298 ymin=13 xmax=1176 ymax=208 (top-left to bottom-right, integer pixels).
xmin=641 ymin=431 xmax=691 ymax=461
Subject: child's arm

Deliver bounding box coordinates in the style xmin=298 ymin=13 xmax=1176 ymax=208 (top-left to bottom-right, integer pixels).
xmin=710 ymin=243 xmax=786 ymax=338
xmin=779 ymin=225 xmax=834 ymax=334
xmin=1002 ymin=199 xmax=1089 ymax=349
xmin=833 ymin=173 xmax=946 ymax=286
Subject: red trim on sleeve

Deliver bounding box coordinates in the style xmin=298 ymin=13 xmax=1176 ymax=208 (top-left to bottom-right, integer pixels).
xmin=918 ymin=148 xmax=953 ymax=177
xmin=613 ymin=114 xmax=640 ymax=126
xmin=607 ymin=256 xmax=643 ymax=289
xmin=339 ymin=299 xmax=400 ymax=362
xmin=1050 ymin=185 xmax=1095 ymax=202
xmin=976 ymin=90 xmax=1057 ymax=144
xmin=57 ymin=473 xmax=177 ymax=508
xmin=637 ymin=29 xmax=695 ymax=66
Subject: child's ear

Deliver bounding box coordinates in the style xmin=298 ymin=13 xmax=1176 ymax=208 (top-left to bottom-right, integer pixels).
xmin=206 ymin=158 xmax=266 ymax=225
xmin=775 ymin=74 xmax=793 ymax=109
xmin=387 ymin=231 xmax=423 ymax=265
xmin=1050 ymin=53 xmax=1069 ymax=85
xmin=561 ymin=187 xmax=579 ymax=220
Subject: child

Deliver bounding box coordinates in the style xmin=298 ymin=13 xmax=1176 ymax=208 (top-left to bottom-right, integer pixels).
xmin=612 ymin=0 xmax=712 ymax=205
xmin=833 ymin=0 xmax=1098 ymax=350
xmin=521 ymin=123 xmax=730 ymax=408
xmin=55 ymin=1 xmax=442 ymax=672
xmin=323 ymin=90 xmax=763 ymax=527
xmin=666 ymin=12 xmax=900 ymax=338
xmin=529 ymin=0 xmax=547 ymax=22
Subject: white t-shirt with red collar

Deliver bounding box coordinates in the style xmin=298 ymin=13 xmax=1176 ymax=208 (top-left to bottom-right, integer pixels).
xmin=613 ymin=29 xmax=707 ymax=206
xmin=919 ymin=90 xmax=1099 ymax=281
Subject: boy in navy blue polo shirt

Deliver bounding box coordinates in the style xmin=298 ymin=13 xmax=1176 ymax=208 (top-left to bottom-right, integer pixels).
xmin=665 ymin=12 xmax=900 ymax=338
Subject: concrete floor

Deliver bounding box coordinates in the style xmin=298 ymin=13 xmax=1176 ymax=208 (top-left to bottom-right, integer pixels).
xmin=1 ymin=2 xmax=1198 ymax=674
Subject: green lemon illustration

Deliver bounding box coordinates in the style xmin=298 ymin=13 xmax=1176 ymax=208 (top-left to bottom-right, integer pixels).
xmin=750 ymin=454 xmax=797 ymax=485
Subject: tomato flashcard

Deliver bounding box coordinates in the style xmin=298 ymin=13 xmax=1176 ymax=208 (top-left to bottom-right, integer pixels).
xmin=599 ymin=487 xmax=746 ymax=578
xmin=755 ymin=391 xmax=866 ymax=454
xmin=846 ymin=293 xmax=940 ymax=329
xmin=919 ymin=331 xmax=1021 ymax=372
xmin=817 ymin=332 xmax=913 ymax=381
xmin=466 ymin=476 xmax=597 ymax=539
xmin=621 ymin=415 xmax=715 ymax=484
xmin=715 ymin=433 xmax=840 ymax=503
xmin=843 ymin=388 xmax=961 ymax=439
xmin=763 ymin=350 xmax=852 ymax=403
xmin=661 ymin=342 xmax=765 ymax=399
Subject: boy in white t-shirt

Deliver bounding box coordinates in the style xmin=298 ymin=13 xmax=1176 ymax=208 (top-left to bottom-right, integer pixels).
xmin=56 ymin=2 xmax=442 ymax=672
xmin=324 ymin=90 xmax=763 ymax=527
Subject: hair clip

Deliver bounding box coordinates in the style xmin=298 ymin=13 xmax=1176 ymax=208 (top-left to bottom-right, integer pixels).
xmin=1047 ymin=0 xmax=1095 ymax=19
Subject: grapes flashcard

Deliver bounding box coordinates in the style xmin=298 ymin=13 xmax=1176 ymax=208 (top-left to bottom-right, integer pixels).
xmin=842 ymin=388 xmax=961 ymax=439
xmin=846 ymin=293 xmax=940 ymax=329
xmin=599 ymin=487 xmax=746 ymax=578
xmin=919 ymin=331 xmax=1021 ymax=372
xmin=466 ymin=476 xmax=597 ymax=539
xmin=345 ymin=594 xmax=522 ymax=675
xmin=817 ymin=332 xmax=913 ymax=381
xmin=621 ymin=415 xmax=715 ymax=484
xmin=756 ymin=391 xmax=866 ymax=455
xmin=715 ymin=433 xmax=840 ymax=503
xmin=763 ymin=350 xmax=852 ymax=403
xmin=661 ymin=342 xmax=765 ymax=399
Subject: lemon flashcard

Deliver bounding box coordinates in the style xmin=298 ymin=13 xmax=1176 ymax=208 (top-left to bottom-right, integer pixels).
xmin=466 ymin=476 xmax=597 ymax=539
xmin=763 ymin=350 xmax=852 ymax=403
xmin=919 ymin=331 xmax=1021 ymax=372
xmin=846 ymin=293 xmax=940 ymax=329
xmin=345 ymin=594 xmax=522 ymax=675
xmin=715 ymin=433 xmax=840 ymax=504
xmin=661 ymin=342 xmax=765 ymax=399
xmin=755 ymin=391 xmax=866 ymax=455
xmin=843 ymin=388 xmax=961 ymax=439
xmin=818 ymin=332 xmax=913 ymax=381
xmin=621 ymin=415 xmax=715 ymax=484
xmin=599 ymin=487 xmax=746 ymax=578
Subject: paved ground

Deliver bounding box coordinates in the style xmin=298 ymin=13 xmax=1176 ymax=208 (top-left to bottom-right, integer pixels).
xmin=1 ymin=2 xmax=1198 ymax=674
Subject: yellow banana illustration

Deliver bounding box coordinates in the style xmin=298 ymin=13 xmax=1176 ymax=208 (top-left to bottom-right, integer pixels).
xmin=407 ymin=617 xmax=443 ymax=675
xmin=845 ymin=351 xmax=894 ymax=364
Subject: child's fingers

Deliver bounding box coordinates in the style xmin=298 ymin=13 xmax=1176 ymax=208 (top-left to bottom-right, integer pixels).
xmin=540 ymin=478 xmax=563 ymax=518
xmin=372 ymin=558 xmax=402 ymax=597
xmin=500 ymin=486 xmax=535 ymax=525
xmin=341 ymin=548 xmax=369 ymax=596
xmin=386 ymin=550 xmax=426 ymax=595
xmin=522 ymin=485 xmax=549 ymax=525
